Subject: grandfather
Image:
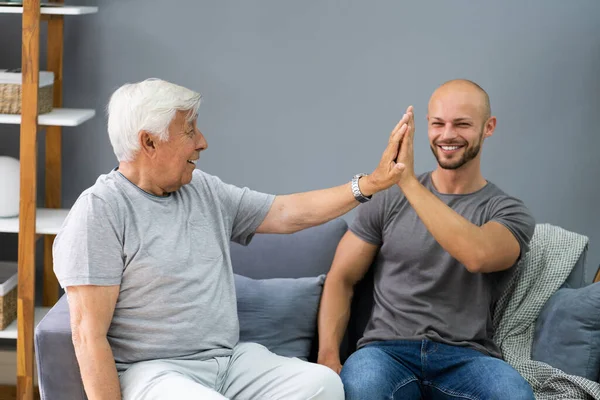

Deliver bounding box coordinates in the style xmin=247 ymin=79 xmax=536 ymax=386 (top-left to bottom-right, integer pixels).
xmin=53 ymin=78 xmax=412 ymax=400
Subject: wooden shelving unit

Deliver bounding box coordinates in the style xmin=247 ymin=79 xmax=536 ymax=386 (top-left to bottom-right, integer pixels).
xmin=0 ymin=1 xmax=97 ymax=398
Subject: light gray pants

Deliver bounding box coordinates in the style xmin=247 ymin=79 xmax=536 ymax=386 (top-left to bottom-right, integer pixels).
xmin=119 ymin=342 xmax=344 ymax=400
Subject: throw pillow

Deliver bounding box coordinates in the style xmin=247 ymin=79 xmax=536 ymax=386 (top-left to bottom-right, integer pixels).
xmin=531 ymin=282 xmax=600 ymax=381
xmin=234 ymin=273 xmax=326 ymax=360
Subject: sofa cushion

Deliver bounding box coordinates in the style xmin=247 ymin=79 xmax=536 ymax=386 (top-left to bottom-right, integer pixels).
xmin=531 ymin=281 xmax=600 ymax=381
xmin=235 ymin=273 xmax=325 ymax=360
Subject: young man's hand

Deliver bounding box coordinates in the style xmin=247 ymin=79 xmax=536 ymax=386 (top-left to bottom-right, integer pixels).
xmin=395 ymin=105 xmax=417 ymax=190
xmin=318 ymin=353 xmax=343 ymax=375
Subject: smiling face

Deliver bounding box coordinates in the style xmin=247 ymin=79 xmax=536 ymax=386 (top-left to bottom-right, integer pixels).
xmin=427 ymin=82 xmax=495 ymax=170
xmin=144 ymin=110 xmax=208 ymax=193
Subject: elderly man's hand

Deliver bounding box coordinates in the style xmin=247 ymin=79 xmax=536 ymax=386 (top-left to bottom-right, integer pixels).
xmin=360 ymin=106 xmax=414 ymax=196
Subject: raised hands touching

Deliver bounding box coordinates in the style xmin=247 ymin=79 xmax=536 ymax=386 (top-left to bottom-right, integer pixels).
xmin=360 ymin=105 xmax=416 ymax=195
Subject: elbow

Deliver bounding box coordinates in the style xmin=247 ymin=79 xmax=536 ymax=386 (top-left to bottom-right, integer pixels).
xmin=277 ymin=208 xmax=308 ymax=234
xmin=463 ymin=247 xmax=517 ymax=274
xmin=282 ymin=218 xmax=304 ymax=234
xmin=463 ymin=249 xmax=488 ymax=274
xmin=71 ymin=322 xmax=105 ymax=352
xmin=324 ymin=271 xmax=357 ymax=297
xmin=71 ymin=325 xmax=87 ymax=350
xmin=464 ymin=262 xmax=484 ymax=274
xmin=268 ymin=200 xmax=304 ymax=234
xmin=277 ymin=215 xmax=302 ymax=234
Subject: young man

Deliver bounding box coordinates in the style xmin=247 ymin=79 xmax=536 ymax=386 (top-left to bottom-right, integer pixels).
xmin=317 ymin=79 xmax=536 ymax=399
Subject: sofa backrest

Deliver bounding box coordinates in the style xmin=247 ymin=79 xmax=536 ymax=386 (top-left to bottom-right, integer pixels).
xmin=230 ymin=217 xmax=376 ymax=362
xmin=230 ymin=218 xmax=592 ymax=363
xmin=230 ymin=218 xmax=348 ymax=279
xmin=564 ymin=245 xmax=591 ymax=288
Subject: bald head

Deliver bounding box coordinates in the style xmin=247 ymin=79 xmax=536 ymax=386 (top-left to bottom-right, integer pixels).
xmin=426 ymin=79 xmax=497 ymax=170
xmin=429 ymin=79 xmax=491 ymax=121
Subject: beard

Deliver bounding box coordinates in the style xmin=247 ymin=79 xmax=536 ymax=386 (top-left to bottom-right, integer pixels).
xmin=430 ymin=129 xmax=484 ymax=170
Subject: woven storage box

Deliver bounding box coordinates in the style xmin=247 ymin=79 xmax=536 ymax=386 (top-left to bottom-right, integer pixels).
xmin=0 ymin=261 xmax=17 ymax=330
xmin=0 ymin=69 xmax=54 ymax=114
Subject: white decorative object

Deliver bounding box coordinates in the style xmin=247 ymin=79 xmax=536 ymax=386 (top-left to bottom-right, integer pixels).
xmin=0 ymin=156 xmax=19 ymax=218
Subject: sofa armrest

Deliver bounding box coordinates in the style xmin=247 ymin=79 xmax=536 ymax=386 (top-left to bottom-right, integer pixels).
xmin=35 ymin=295 xmax=87 ymax=400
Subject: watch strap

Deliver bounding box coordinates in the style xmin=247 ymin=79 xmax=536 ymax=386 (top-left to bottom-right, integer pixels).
xmin=351 ymin=173 xmax=372 ymax=203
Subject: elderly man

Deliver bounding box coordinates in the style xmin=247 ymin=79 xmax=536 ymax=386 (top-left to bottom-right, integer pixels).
xmin=317 ymin=79 xmax=536 ymax=399
xmin=53 ymin=78 xmax=412 ymax=400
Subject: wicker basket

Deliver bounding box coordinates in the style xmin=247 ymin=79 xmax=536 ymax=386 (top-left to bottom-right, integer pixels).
xmin=0 ymin=262 xmax=17 ymax=330
xmin=0 ymin=69 xmax=54 ymax=115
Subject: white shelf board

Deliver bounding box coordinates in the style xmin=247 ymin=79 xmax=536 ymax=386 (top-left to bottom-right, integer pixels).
xmin=0 ymin=307 xmax=51 ymax=340
xmin=0 ymin=5 xmax=98 ymax=15
xmin=0 ymin=208 xmax=69 ymax=235
xmin=0 ymin=108 xmax=95 ymax=127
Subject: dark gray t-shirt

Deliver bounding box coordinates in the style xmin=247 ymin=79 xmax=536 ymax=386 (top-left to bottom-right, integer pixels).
xmin=53 ymin=169 xmax=274 ymax=372
xmin=351 ymin=172 xmax=535 ymax=358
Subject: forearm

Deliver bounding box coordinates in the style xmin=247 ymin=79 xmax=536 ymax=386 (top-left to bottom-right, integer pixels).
xmin=73 ymin=337 xmax=121 ymax=400
xmin=279 ymin=183 xmax=358 ymax=233
xmin=268 ymin=175 xmax=380 ymax=234
xmin=318 ymin=278 xmax=355 ymax=361
xmin=400 ymin=178 xmax=488 ymax=272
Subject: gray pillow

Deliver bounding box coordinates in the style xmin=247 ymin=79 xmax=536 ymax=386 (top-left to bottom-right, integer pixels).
xmin=234 ymin=273 xmax=326 ymax=360
xmin=531 ymin=282 xmax=600 ymax=381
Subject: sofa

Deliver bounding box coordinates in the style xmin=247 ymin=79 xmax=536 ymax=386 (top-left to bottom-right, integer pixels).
xmin=34 ymin=218 xmax=599 ymax=399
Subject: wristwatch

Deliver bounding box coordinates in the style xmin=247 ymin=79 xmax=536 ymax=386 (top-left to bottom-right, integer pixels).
xmin=351 ymin=173 xmax=372 ymax=203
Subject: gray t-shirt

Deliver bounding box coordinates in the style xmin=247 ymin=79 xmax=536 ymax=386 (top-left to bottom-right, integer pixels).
xmin=351 ymin=171 xmax=535 ymax=358
xmin=53 ymin=169 xmax=275 ymax=372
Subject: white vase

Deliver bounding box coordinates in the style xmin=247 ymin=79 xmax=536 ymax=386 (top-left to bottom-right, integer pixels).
xmin=0 ymin=156 xmax=20 ymax=218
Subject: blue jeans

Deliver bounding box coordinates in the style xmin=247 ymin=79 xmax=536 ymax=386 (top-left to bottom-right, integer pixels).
xmin=340 ymin=340 xmax=534 ymax=400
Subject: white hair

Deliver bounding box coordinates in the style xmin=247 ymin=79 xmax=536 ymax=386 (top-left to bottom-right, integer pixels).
xmin=107 ymin=78 xmax=202 ymax=162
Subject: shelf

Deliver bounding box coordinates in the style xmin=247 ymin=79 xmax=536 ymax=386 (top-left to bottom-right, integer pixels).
xmin=0 ymin=108 xmax=95 ymax=126
xmin=0 ymin=208 xmax=69 ymax=235
xmin=0 ymin=5 xmax=98 ymax=15
xmin=0 ymin=307 xmax=50 ymax=339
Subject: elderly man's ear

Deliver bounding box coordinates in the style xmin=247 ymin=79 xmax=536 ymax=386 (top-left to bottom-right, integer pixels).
xmin=140 ymin=131 xmax=157 ymax=157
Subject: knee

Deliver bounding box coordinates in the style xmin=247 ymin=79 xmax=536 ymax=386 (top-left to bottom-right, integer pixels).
xmin=341 ymin=373 xmax=384 ymax=400
xmin=301 ymin=364 xmax=344 ymax=400
xmin=340 ymin=353 xmax=386 ymax=399
xmin=503 ymin=378 xmax=534 ymax=400
xmin=119 ymin=360 xmax=176 ymax=399
xmin=486 ymin=373 xmax=534 ymax=400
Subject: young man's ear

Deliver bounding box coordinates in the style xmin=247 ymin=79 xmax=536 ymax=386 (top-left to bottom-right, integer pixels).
xmin=484 ymin=116 xmax=497 ymax=139
xmin=139 ymin=131 xmax=157 ymax=157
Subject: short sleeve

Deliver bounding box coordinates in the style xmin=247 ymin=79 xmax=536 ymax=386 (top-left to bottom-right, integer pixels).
xmin=53 ymin=193 xmax=124 ymax=288
xmin=207 ymin=175 xmax=275 ymax=245
xmin=349 ymin=190 xmax=387 ymax=246
xmin=488 ymin=195 xmax=536 ymax=261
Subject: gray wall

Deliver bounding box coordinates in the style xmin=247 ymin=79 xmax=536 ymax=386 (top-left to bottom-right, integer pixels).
xmin=1 ymin=0 xmax=599 ymax=280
